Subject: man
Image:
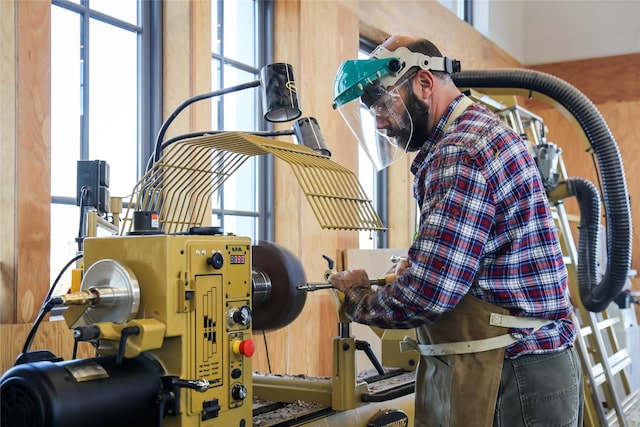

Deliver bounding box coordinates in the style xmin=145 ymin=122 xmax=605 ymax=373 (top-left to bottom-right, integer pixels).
xmin=329 ymin=35 xmax=583 ymax=427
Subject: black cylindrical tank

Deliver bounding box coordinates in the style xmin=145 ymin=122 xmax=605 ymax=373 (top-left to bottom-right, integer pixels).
xmin=1 ymin=354 xmax=164 ymax=427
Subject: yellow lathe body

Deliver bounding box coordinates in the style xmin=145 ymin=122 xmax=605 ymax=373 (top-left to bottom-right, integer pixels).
xmin=82 ymin=234 xmax=255 ymax=426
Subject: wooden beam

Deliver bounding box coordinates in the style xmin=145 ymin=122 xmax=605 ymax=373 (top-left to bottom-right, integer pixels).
xmin=0 ymin=0 xmax=51 ymax=324
xmin=0 ymin=0 xmax=18 ymax=324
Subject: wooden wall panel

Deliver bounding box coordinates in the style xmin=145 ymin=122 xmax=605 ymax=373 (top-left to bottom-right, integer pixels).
xmin=252 ymin=0 xmax=301 ymax=376
xmin=0 ymin=0 xmax=17 ymax=324
xmin=0 ymin=0 xmax=51 ymax=324
xmin=16 ymin=1 xmax=51 ymax=324
xmin=345 ymin=0 xmax=522 ymax=69
xmin=528 ymin=54 xmax=640 ymax=104
xmin=255 ymin=0 xmax=361 ymax=377
xmin=0 ymin=322 xmax=94 ymax=374
xmin=163 ymin=0 xmax=211 ymax=140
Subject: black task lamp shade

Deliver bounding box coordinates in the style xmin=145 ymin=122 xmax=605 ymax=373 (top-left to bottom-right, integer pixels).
xmin=292 ymin=117 xmax=331 ymax=157
xmin=260 ymin=63 xmax=302 ymax=123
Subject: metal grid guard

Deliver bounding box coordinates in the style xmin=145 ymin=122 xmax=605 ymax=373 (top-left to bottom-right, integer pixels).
xmin=120 ymin=132 xmax=386 ymax=235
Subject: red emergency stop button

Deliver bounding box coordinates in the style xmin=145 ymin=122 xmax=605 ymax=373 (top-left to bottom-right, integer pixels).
xmin=232 ymin=338 xmax=255 ymax=357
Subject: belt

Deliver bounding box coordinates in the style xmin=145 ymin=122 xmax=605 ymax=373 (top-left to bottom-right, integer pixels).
xmin=400 ymin=313 xmax=553 ymax=356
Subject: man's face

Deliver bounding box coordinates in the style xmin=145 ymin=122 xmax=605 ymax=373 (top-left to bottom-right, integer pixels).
xmin=403 ymin=83 xmax=431 ymax=152
xmin=372 ymin=77 xmax=430 ymax=152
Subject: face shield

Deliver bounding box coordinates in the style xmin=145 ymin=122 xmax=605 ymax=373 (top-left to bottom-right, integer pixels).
xmin=335 ymin=78 xmax=414 ymax=170
xmin=332 ymin=46 xmax=461 ymax=171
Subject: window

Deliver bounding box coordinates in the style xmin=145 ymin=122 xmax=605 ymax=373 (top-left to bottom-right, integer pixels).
xmin=50 ymin=0 xmax=272 ymax=296
xmin=438 ymin=0 xmax=473 ymax=24
xmin=358 ymin=43 xmax=388 ymax=249
xmin=211 ymin=0 xmax=273 ymax=243
xmin=50 ymin=0 xmax=153 ymax=292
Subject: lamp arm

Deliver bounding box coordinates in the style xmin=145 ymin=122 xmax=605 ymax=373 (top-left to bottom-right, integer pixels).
xmin=150 ymin=79 xmax=261 ymax=166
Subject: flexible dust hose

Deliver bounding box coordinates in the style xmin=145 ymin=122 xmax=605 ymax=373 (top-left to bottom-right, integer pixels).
xmin=452 ymin=69 xmax=632 ymax=312
xmin=565 ymin=178 xmax=603 ymax=309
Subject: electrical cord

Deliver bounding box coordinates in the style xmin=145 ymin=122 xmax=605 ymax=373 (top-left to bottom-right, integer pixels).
xmin=22 ymin=253 xmax=84 ymax=354
xmin=148 ymin=80 xmax=261 ymax=170
xmin=72 ymin=337 xmax=79 ymax=359
xmin=76 ymin=186 xmax=89 ymax=251
xmin=262 ymin=329 xmax=272 ymax=374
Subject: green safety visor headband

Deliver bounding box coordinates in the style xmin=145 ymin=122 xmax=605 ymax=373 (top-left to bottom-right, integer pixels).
xmin=332 ymin=47 xmax=461 ymax=109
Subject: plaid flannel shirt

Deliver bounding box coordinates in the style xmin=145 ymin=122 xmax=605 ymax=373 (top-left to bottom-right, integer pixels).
xmin=345 ymin=95 xmax=576 ymax=358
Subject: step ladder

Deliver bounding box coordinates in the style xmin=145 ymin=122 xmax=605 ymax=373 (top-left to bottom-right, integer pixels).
xmin=555 ymin=201 xmax=640 ymax=427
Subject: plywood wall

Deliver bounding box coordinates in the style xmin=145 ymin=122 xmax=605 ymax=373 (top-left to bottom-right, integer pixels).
xmin=0 ymin=0 xmax=51 ymax=326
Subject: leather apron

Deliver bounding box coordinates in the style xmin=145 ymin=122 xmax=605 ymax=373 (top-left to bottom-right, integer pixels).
xmin=401 ymin=295 xmax=553 ymax=427
xmin=412 ymin=295 xmax=508 ymax=427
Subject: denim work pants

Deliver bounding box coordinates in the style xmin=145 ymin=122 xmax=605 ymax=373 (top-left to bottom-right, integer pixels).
xmin=493 ymin=346 xmax=584 ymax=427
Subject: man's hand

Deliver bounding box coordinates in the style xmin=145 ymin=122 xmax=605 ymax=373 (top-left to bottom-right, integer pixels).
xmin=328 ymin=269 xmax=371 ymax=294
xmin=384 ymin=257 xmax=411 ymax=277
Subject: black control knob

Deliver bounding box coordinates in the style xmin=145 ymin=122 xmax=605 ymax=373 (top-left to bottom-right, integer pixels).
xmin=207 ymin=252 xmax=224 ymax=269
xmin=231 ymin=306 xmax=252 ymax=327
xmin=231 ymin=383 xmax=247 ymax=401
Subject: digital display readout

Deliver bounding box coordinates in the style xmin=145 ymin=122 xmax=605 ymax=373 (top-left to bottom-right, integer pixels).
xmin=230 ymin=254 xmax=246 ymax=264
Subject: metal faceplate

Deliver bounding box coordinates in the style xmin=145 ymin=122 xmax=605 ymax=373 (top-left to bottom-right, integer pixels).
xmin=79 ymin=259 xmax=140 ymax=325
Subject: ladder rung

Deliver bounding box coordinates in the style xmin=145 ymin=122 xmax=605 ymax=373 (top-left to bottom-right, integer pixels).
xmin=622 ymin=389 xmax=640 ymax=413
xmin=609 ymin=349 xmax=632 ymax=375
xmin=605 ymin=390 xmax=640 ymax=426
xmin=597 ymin=317 xmax=620 ymax=330
xmin=591 ymin=349 xmax=632 ymax=386
xmin=579 ymin=317 xmax=621 ymax=337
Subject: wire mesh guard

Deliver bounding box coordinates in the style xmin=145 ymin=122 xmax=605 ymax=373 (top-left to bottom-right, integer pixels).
xmin=120 ymin=132 xmax=386 ymax=235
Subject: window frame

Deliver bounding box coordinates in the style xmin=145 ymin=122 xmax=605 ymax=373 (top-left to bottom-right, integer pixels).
xmin=50 ymin=0 xmax=273 ymax=257
xmin=49 ymin=0 xmax=158 ymax=289
xmin=50 ymin=0 xmax=154 ymax=176
xmin=359 ymin=38 xmax=389 ymax=249
xmin=210 ymin=0 xmax=274 ymax=244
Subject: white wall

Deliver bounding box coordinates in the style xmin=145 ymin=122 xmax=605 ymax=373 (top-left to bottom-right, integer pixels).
xmin=472 ymin=0 xmax=640 ymax=65
xmin=474 ymin=0 xmax=525 ymax=63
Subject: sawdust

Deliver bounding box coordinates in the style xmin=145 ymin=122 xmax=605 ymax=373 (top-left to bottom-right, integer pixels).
xmin=253 ymin=398 xmax=328 ymax=426
xmin=358 ymin=368 xmax=417 ymax=394
xmin=254 ymin=372 xmax=331 ymax=380
xmin=252 ymin=373 xmax=332 ymax=426
xmin=252 ymin=369 xmax=416 ymax=426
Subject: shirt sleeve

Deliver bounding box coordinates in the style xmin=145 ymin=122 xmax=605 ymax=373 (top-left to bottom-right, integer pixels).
xmin=344 ymin=145 xmax=496 ymax=328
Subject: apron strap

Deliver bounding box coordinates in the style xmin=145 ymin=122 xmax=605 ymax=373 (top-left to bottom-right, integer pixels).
xmin=443 ymin=95 xmax=475 ymax=130
xmin=401 ymin=314 xmax=553 ymax=356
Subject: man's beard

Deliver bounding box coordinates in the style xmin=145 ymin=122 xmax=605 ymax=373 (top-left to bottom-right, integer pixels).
xmin=402 ymin=89 xmax=431 ymax=152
